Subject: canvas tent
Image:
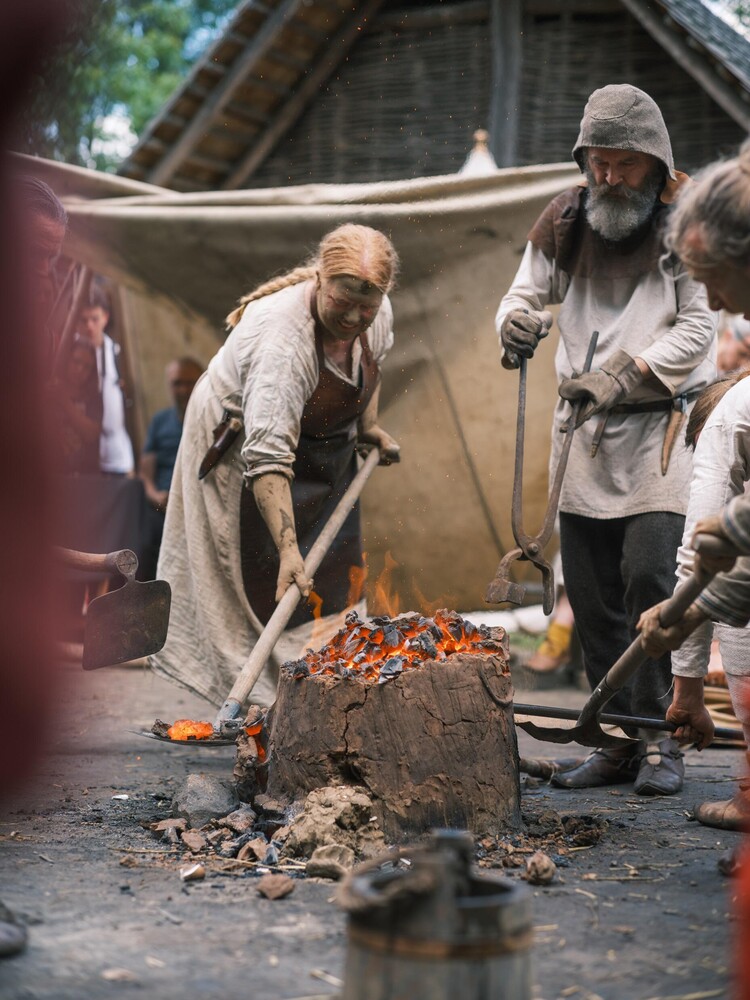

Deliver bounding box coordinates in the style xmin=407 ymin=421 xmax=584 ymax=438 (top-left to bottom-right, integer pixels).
xmin=29 ymin=153 xmax=581 ymax=611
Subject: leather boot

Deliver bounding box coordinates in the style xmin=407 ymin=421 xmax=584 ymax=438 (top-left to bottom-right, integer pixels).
xmin=695 ymin=767 xmax=750 ymax=831
xmin=550 ymin=742 xmax=642 ymax=789
xmin=634 ymin=737 xmax=684 ymax=796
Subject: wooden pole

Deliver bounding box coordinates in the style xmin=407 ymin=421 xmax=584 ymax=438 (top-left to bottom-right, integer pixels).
xmin=216 ymin=447 xmax=382 ymax=721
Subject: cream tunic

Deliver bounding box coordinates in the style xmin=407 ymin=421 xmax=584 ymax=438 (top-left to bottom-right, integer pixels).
xmin=151 ymin=282 xmax=394 ymax=708
xmin=496 ymin=243 xmax=717 ymax=518
xmin=671 ymin=377 xmax=750 ymax=678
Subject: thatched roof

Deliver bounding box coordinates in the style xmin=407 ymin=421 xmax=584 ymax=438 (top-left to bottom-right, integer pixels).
xmin=120 ymin=0 xmax=749 ymax=192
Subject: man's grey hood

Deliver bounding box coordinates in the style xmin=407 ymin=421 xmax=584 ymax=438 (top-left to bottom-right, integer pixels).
xmin=572 ymin=84 xmax=676 ymax=181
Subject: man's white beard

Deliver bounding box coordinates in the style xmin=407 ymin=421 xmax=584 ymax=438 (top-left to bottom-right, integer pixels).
xmin=584 ymin=166 xmax=662 ymax=242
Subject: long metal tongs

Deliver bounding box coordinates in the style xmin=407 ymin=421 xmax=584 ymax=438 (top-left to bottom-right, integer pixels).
xmin=518 ymin=532 xmax=740 ymax=749
xmin=486 ymin=329 xmax=599 ymax=615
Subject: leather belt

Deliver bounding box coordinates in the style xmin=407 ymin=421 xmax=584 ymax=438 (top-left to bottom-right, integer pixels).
xmin=590 ymin=388 xmax=703 ymax=467
xmin=609 ymin=388 xmax=702 ymax=415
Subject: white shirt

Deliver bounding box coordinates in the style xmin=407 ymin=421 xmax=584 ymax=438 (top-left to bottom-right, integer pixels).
xmin=671 ymin=376 xmax=750 ymax=678
xmin=95 ymin=333 xmax=134 ymax=474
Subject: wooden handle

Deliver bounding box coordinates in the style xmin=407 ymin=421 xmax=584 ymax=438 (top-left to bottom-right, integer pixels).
xmin=219 ymin=448 xmax=382 ymax=717
xmin=56 ymin=547 xmax=138 ymax=578
xmin=580 ymin=533 xmax=743 ymax=722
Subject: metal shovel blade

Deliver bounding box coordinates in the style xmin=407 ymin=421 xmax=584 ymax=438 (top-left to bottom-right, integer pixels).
xmin=129 ymin=730 xmax=236 ymax=747
xmin=516 ymin=718 xmax=634 ymax=750
xmin=83 ymin=578 xmax=171 ymax=670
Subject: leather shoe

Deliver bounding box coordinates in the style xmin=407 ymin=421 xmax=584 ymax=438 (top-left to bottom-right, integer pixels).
xmin=550 ymin=743 xmax=642 ymax=789
xmin=633 ymin=738 xmax=684 ymax=796
xmin=694 ymin=791 xmax=750 ymax=832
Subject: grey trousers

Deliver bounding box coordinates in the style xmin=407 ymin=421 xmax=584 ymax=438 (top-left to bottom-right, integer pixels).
xmin=559 ymin=511 xmax=685 ymax=721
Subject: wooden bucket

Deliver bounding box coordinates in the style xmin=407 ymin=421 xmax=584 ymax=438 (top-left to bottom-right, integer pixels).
xmin=339 ymin=831 xmax=532 ymax=1000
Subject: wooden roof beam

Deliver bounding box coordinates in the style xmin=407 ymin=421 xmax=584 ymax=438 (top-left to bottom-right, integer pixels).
xmin=222 ymin=0 xmax=387 ymax=188
xmin=145 ymin=0 xmax=308 ymax=187
xmin=368 ymin=0 xmax=488 ymax=33
xmin=619 ymin=0 xmax=750 ymax=131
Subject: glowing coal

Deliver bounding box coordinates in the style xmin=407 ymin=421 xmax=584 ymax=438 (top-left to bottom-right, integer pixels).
xmin=286 ymin=609 xmax=505 ymax=684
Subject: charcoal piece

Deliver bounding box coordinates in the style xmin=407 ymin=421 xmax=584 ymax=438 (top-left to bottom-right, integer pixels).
xmin=345 ymin=610 xmax=363 ymax=627
xmin=289 ymin=661 xmax=310 ymax=679
xmin=343 ymin=636 xmax=364 ymax=658
xmin=378 ymin=656 xmax=404 ymax=684
xmin=382 ymin=627 xmax=403 ymax=649
xmin=478 ymin=624 xmax=491 ymax=639
xmin=151 ymin=719 xmax=171 ymax=739
xmin=411 ymin=633 xmax=437 ymax=659
xmin=218 ymin=840 xmax=241 ymax=858
xmin=429 ymin=623 xmax=443 ymax=641
xmin=448 ymin=623 xmax=463 ymax=642
xmin=352 ymin=652 xmax=368 ymax=665
xmin=463 ymin=620 xmax=478 ymax=639
xmin=264 ymin=843 xmax=280 ymax=865
xmin=370 ymin=615 xmax=390 ymax=626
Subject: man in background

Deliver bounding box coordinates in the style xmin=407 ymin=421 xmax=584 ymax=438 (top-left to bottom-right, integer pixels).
xmin=78 ymin=289 xmax=134 ymax=475
xmin=717 ymin=315 xmax=750 ymax=376
xmin=138 ymin=357 xmax=204 ymax=579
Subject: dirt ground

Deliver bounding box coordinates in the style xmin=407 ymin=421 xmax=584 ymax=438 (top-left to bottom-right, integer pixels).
xmin=0 ymin=658 xmax=743 ymax=1000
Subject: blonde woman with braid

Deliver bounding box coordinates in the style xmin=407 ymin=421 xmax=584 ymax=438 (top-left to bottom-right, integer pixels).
xmin=151 ymin=224 xmax=400 ymax=707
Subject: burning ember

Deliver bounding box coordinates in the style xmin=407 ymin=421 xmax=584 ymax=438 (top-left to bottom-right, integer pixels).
xmin=167 ymin=719 xmax=214 ymax=741
xmin=286 ymin=609 xmax=505 ymax=684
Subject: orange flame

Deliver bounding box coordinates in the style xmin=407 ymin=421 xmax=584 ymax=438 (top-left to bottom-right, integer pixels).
xmin=373 ymin=551 xmax=401 ymax=617
xmin=347 ymin=560 xmax=368 ymax=606
xmin=308 ymin=590 xmax=327 ymax=647
xmin=167 ymin=719 xmax=214 ymax=741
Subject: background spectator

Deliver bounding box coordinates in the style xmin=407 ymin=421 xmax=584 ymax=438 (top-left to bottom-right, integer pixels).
xmin=138 ymin=356 xmax=204 ymax=579
xmin=77 ymin=288 xmax=134 ymax=475
xmin=717 ymin=315 xmax=750 ymax=376
xmin=56 ymin=336 xmax=102 ymax=475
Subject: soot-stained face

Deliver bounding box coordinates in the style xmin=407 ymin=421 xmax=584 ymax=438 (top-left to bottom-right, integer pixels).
xmin=316 ymin=274 xmax=383 ymax=342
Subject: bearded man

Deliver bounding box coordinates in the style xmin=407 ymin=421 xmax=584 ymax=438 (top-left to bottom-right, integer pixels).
xmin=495 ymin=84 xmax=717 ymax=796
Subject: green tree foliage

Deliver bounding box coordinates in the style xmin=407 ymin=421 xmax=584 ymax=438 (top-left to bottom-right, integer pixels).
xmin=18 ymin=0 xmax=238 ymax=171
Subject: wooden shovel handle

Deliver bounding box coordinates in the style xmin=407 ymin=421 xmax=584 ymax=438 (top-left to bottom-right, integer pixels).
xmin=218 ymin=448 xmax=383 ymax=719
xmin=580 ymin=532 xmax=740 ymax=721
xmin=56 ymin=547 xmax=138 ymax=578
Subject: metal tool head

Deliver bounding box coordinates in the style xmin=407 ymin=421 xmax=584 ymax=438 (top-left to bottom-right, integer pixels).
xmin=516 ymin=718 xmax=634 ymax=749
xmin=83 ymin=577 xmax=171 ymax=670
xmin=516 ymin=697 xmax=637 ymax=749
xmin=129 ymin=730 xmax=237 ymax=748
xmin=485 ymin=548 xmax=526 ymax=605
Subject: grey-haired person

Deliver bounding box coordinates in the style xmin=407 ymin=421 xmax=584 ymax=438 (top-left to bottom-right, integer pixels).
xmin=639 ymin=141 xmax=750 ymax=801
xmin=496 ymin=85 xmax=717 ymax=795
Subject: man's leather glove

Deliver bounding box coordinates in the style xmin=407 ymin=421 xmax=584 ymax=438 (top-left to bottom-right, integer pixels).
xmin=558 ymin=349 xmax=642 ymax=427
xmin=500 ymin=309 xmax=553 ymax=369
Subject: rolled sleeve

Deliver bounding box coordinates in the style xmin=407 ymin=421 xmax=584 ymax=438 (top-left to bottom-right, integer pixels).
xmin=696 ymin=560 xmax=750 ymax=627
xmin=638 ymin=265 xmax=717 ymax=395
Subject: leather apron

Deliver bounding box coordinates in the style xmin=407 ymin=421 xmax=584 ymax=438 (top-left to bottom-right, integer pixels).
xmin=240 ymin=321 xmax=379 ymax=630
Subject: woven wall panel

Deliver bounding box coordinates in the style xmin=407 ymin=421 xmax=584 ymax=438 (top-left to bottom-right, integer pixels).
xmin=517 ymin=10 xmax=745 ymax=171
xmin=252 ymin=15 xmax=492 ymax=186
xmin=253 ymin=2 xmax=744 ymax=186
